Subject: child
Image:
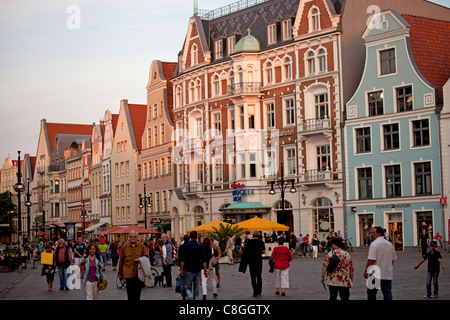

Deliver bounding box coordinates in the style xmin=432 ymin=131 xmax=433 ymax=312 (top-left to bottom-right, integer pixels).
xmin=41 ymin=244 xmax=56 ymax=291
xmin=414 ymin=241 xmax=445 ymax=298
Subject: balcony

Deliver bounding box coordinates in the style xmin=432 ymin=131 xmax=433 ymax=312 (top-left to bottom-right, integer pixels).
xmin=48 ymin=162 xmax=65 ymax=172
xmin=298 ymin=118 xmax=332 ymax=136
xmin=185 ymin=181 xmax=205 ymax=193
xmin=227 ymin=82 xmax=261 ymax=96
xmin=300 ymin=169 xmax=342 ymax=189
xmin=183 ymin=138 xmax=203 ymax=153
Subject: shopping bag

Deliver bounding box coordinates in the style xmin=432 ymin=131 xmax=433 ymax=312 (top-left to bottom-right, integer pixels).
xmin=40 ymin=252 xmax=53 ymax=265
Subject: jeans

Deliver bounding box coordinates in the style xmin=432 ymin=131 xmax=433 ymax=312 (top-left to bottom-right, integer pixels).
xmin=100 ymin=252 xmax=108 ymax=267
xmin=367 ymin=279 xmax=392 ymax=300
xmin=125 ymin=277 xmax=143 ymax=300
xmin=183 ymin=271 xmax=202 ymax=300
xmin=426 ymin=272 xmax=439 ymax=296
xmin=57 ymin=264 xmax=68 ymax=289
xmin=249 ymin=263 xmax=263 ymax=295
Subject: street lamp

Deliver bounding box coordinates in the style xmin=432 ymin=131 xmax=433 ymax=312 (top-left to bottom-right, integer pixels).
xmin=24 ymin=178 xmax=32 ymax=241
xmin=139 ymin=184 xmax=152 ymax=231
xmin=13 ymin=151 xmax=25 ymax=272
xmin=268 ymin=162 xmax=297 ymax=236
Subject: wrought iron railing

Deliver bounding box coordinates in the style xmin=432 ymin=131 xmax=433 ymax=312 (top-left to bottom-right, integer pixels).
xmin=299 ymin=118 xmax=331 ymax=133
xmin=197 ymin=0 xmax=272 ymax=20
xmin=227 ymin=82 xmax=261 ymax=95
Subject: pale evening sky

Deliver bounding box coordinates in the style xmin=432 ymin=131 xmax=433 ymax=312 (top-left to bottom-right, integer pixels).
xmin=0 ymin=0 xmax=448 ymax=165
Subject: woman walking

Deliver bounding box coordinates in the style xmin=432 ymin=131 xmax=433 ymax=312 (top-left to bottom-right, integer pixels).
xmin=109 ymin=241 xmax=119 ymax=271
xmin=41 ymin=244 xmax=56 ymax=291
xmin=201 ymin=237 xmax=219 ymax=300
xmin=271 ymin=237 xmax=292 ymax=296
xmin=81 ymin=243 xmax=104 ymax=300
xmin=321 ymin=237 xmax=354 ymax=300
xmin=311 ymin=234 xmax=319 ymax=258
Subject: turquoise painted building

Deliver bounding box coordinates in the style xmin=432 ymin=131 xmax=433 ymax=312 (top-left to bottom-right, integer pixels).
xmin=344 ymin=10 xmax=443 ymax=249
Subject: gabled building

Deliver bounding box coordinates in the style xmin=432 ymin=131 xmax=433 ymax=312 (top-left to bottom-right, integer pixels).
xmin=110 ymin=100 xmax=147 ymax=228
xmin=344 ymin=10 xmax=449 ymax=249
xmin=137 ymin=60 xmax=177 ymax=234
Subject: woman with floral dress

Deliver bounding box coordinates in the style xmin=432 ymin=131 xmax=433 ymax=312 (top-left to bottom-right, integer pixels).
xmin=321 ymin=237 xmax=354 ymax=300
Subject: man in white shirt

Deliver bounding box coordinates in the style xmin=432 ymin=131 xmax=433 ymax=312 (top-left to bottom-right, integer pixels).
xmin=364 ymin=226 xmax=397 ymax=300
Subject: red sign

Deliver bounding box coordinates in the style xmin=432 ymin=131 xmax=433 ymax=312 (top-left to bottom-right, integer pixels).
xmin=232 ymin=182 xmax=245 ymax=189
xmin=440 ymin=198 xmax=447 ymax=205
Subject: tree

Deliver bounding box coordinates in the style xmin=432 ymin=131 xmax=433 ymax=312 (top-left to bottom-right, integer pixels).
xmin=0 ymin=191 xmax=14 ymax=224
xmin=206 ymin=223 xmax=245 ymax=256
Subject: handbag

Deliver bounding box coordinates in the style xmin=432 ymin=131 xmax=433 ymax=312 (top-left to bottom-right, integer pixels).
xmin=97 ymin=265 xmax=107 ymax=290
xmin=40 ymin=252 xmax=53 ymax=265
xmin=208 ymin=247 xmax=219 ymax=270
xmin=268 ymin=258 xmax=274 ymax=273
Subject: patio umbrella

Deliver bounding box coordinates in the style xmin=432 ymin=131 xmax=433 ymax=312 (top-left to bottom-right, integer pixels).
xmin=96 ymin=226 xmax=125 ymax=235
xmin=116 ymin=225 xmax=159 ymax=235
xmin=188 ymin=220 xmax=232 ymax=234
xmin=234 ymin=217 xmax=289 ymax=232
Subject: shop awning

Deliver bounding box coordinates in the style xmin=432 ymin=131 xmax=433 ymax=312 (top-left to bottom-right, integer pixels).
xmin=220 ymin=202 xmax=271 ymax=212
xmin=85 ymin=222 xmax=107 ymax=232
xmin=149 ymin=222 xmax=171 ymax=229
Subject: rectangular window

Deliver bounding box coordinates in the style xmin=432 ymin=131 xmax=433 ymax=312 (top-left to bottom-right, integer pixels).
xmin=213 ymin=112 xmax=221 ymax=135
xmin=240 ymin=153 xmax=246 ymax=178
xmin=147 ymin=128 xmax=152 ymax=147
xmin=248 ymin=105 xmax=255 ymax=129
xmin=356 ymin=127 xmax=371 ymax=154
xmin=286 ymin=149 xmax=296 ymax=175
xmin=282 ymin=19 xmax=292 ymax=40
xmin=156 ymin=192 xmax=160 ymax=212
xmin=385 ymin=165 xmax=401 ymax=197
xmin=215 ymin=158 xmax=223 ymax=182
xmin=415 ymin=162 xmax=432 ymax=195
xmin=397 ymin=86 xmax=413 ymax=112
xmin=167 ymin=157 xmax=171 ymax=175
xmin=215 ymin=39 xmax=223 ymax=59
xmin=268 ymin=24 xmax=277 ymax=45
xmin=160 ymin=124 xmax=165 ymax=144
xmin=249 ymin=153 xmax=256 ymax=178
xmin=358 ymin=168 xmax=373 ymax=199
xmin=229 ymin=109 xmax=235 ymax=132
xmin=266 ymin=103 xmax=275 ymax=128
xmin=239 ymin=106 xmax=245 ymax=130
xmin=315 ymin=94 xmax=328 ymax=119
xmin=266 ymin=150 xmax=277 ymax=177
xmin=154 ymin=125 xmax=158 ymax=146
xmin=412 ymin=119 xmax=430 ymax=147
xmin=368 ymin=91 xmax=384 ymax=116
xmin=380 ymin=48 xmax=396 ymax=75
xmin=285 ymin=98 xmax=295 ymax=126
xmin=383 ymin=123 xmax=400 ymax=150
xmin=317 ymin=146 xmax=331 ymax=171
xmin=227 ymin=36 xmax=236 ymax=56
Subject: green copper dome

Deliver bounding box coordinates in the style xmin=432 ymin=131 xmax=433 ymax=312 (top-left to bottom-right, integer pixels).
xmin=234 ymin=29 xmax=261 ymax=54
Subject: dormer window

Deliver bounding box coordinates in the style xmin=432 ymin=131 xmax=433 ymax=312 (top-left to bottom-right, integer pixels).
xmin=227 ymin=36 xmax=236 ymax=55
xmin=215 ymin=39 xmax=223 ymax=60
xmin=309 ymin=7 xmax=321 ymax=32
xmin=267 ymin=23 xmax=277 ymax=45
xmin=282 ymin=19 xmax=292 ymax=41
xmin=191 ymin=44 xmax=198 ymax=66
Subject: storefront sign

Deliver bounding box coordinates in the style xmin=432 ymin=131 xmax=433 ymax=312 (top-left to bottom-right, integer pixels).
xmin=376 ymin=204 xmax=411 ymax=209
xmin=231 ymin=182 xmax=254 ymax=202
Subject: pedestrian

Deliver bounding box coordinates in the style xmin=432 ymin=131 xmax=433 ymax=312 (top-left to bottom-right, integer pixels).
xmin=41 ymin=244 xmax=56 ymax=291
xmin=321 ymin=237 xmax=354 ymax=300
xmin=311 ymin=234 xmax=319 ymax=258
xmin=54 ymin=238 xmax=74 ymax=291
xmin=302 ymin=234 xmax=310 ymax=258
xmin=271 ymin=237 xmax=292 ymax=296
xmin=226 ymin=235 xmax=234 ymax=265
xmin=73 ymin=237 xmax=86 ymax=267
xmin=109 ymin=241 xmax=119 ymax=271
xmin=364 ymin=226 xmax=397 ymax=300
xmin=98 ymin=236 xmax=108 ymax=271
xmin=326 ymin=232 xmax=333 ymax=253
xmin=289 ymin=234 xmax=297 ymax=254
xmin=154 ymin=240 xmax=161 ymax=266
xmin=161 ymin=233 xmax=174 ymax=288
xmin=414 ymin=240 xmax=445 ymax=298
xmin=81 ymin=243 xmax=104 ymax=300
xmin=211 ymin=238 xmax=222 ymax=288
xmin=419 ymin=229 xmax=429 ymax=257
xmin=176 ymin=234 xmax=191 ymax=300
xmin=201 ymin=237 xmax=219 ymax=299
xmin=147 ymin=240 xmax=156 ymax=266
xmin=118 ymin=230 xmax=149 ymax=300
xmin=239 ymin=230 xmax=266 ymax=297
xmin=179 ymin=231 xmax=208 ymax=300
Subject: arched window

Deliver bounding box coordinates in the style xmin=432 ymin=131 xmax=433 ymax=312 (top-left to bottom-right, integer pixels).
xmin=318 ymin=48 xmax=327 ymax=72
xmin=213 ymin=74 xmax=220 ymax=97
xmin=189 ymin=81 xmax=195 ymax=103
xmin=176 ymin=86 xmax=182 ymax=107
xmin=195 ymin=79 xmax=201 ymax=101
xmin=307 ymin=51 xmax=315 ymax=75
xmin=247 ymin=66 xmax=254 ymax=83
xmin=309 ymin=7 xmax=320 ymax=32
xmin=265 ymin=61 xmax=273 ymax=85
xmin=191 ymin=44 xmax=198 ymax=66
xmin=283 ymin=57 xmax=292 ymax=81
xmin=312 ymin=198 xmax=334 ymax=241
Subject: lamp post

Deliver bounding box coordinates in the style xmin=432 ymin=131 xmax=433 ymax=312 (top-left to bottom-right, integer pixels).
xmin=13 ymin=151 xmax=25 ymax=272
xmin=24 ymin=178 xmax=32 ymax=242
xmin=139 ymin=184 xmax=152 ymax=233
xmin=268 ymin=163 xmax=297 ymax=237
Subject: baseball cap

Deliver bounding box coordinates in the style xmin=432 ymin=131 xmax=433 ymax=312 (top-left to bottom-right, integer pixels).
xmin=430 ymin=241 xmax=437 ymax=247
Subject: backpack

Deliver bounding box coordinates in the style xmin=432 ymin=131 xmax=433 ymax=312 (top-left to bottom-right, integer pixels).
xmin=175 ymin=274 xmax=185 ymax=294
xmin=326 ymin=250 xmax=341 ymax=274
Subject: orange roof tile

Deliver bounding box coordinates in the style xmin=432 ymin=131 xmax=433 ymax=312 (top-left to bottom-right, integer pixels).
xmin=402 ymin=14 xmax=450 ymax=104
xmin=127 ymin=104 xmax=147 ymax=152
xmin=46 ymin=122 xmax=93 ymax=152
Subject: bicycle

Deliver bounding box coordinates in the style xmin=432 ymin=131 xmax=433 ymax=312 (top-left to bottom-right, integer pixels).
xmin=115 ymin=266 xmax=160 ymax=289
xmin=343 ymin=238 xmax=353 ymax=252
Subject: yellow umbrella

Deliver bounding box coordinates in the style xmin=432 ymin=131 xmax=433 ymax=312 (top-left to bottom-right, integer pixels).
xmin=235 ymin=217 xmax=289 ymax=232
xmin=188 ymin=220 xmax=232 ymax=234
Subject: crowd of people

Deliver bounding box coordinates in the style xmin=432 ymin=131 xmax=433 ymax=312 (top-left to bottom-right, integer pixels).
xmin=0 ymin=225 xmax=446 ymax=301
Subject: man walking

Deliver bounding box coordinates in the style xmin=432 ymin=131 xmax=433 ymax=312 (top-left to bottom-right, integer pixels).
xmin=239 ymin=230 xmax=266 ymax=297
xmin=73 ymin=237 xmax=86 ymax=267
xmin=179 ymin=231 xmax=208 ymax=300
xmin=118 ymin=230 xmax=148 ymax=300
xmin=161 ymin=233 xmax=174 ymax=287
xmin=364 ymin=226 xmax=397 ymax=300
xmin=414 ymin=240 xmax=445 ymax=298
xmin=54 ymin=238 xmax=74 ymax=290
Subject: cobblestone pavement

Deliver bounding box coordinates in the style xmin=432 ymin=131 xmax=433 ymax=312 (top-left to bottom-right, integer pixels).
xmin=0 ymin=249 xmax=449 ymax=300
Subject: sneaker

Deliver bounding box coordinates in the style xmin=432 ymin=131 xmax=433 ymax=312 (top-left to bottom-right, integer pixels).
xmin=424 ymin=294 xmax=431 ymax=298
xmin=431 ymin=294 xmax=438 ymax=298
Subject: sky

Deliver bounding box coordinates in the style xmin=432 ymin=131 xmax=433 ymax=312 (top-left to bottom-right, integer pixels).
xmin=0 ymin=0 xmax=449 ymax=165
